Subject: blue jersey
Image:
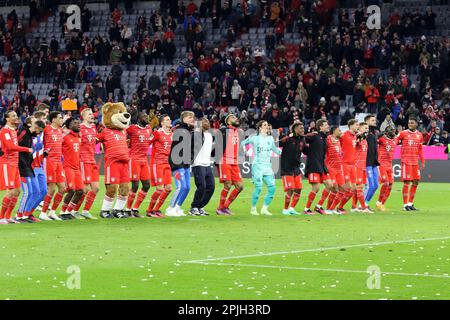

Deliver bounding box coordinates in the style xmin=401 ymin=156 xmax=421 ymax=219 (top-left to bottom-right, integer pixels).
xmin=241 ymin=134 xmax=281 ymax=166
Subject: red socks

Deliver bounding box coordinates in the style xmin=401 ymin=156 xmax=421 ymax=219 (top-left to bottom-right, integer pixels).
xmin=219 ymin=188 xmax=230 ymax=209
xmin=0 ymin=197 xmax=10 ymax=219
xmin=338 ymin=190 xmax=353 ymax=209
xmin=5 ymin=196 xmax=18 ymax=219
xmin=305 ymin=191 xmax=317 ymax=209
xmin=154 ymin=190 xmax=170 ymax=211
xmin=351 ymin=190 xmax=357 ymax=208
xmin=291 ymin=191 xmax=301 ymax=208
xmin=356 ymin=186 xmax=366 ymax=209
xmin=133 ymin=191 xmax=147 ymax=210
xmin=74 ymin=192 xmax=87 ymax=212
xmin=284 ymin=193 xmax=292 ymax=210
xmin=126 ymin=192 xmax=136 ymax=210
xmin=330 ymin=191 xmax=343 ymax=210
xmin=317 ymin=189 xmax=330 ymax=207
xmin=408 ymin=184 xmax=418 ymax=204
xmin=50 ymin=192 xmax=64 ymax=211
xmin=147 ymin=189 xmax=162 ymax=212
xmin=224 ymin=188 xmax=241 ymax=208
xmin=83 ymin=191 xmax=97 ymax=211
xmin=41 ymin=194 xmax=52 ymax=213
xmin=402 ymin=183 xmax=409 ymax=205
xmin=326 ymin=192 xmax=336 ymax=210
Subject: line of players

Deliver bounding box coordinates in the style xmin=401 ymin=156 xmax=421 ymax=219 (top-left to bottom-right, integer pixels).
xmin=0 ymin=104 xmax=424 ymax=224
xmin=277 ymin=115 xmax=424 ymax=215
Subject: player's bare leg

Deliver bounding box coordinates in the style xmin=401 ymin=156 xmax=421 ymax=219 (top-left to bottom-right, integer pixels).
xmin=221 ymin=181 xmax=243 ymax=215
xmin=0 ymin=188 xmax=21 ymax=224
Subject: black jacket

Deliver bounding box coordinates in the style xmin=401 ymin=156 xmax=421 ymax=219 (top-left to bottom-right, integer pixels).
xmin=18 ymin=126 xmax=35 ymax=177
xmin=169 ymin=122 xmax=194 ymax=170
xmin=366 ymin=126 xmax=380 ymax=167
xmin=279 ymin=134 xmax=306 ymax=176
xmin=305 ymin=132 xmax=328 ymax=176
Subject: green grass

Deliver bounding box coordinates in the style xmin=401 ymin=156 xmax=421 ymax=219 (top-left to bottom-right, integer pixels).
xmin=0 ymin=178 xmax=449 ymax=300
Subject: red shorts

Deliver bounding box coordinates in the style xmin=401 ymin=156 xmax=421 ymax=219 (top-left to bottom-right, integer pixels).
xmin=0 ymin=163 xmax=20 ymax=190
xmin=308 ymin=173 xmax=327 ymax=184
xmin=105 ymin=161 xmax=130 ymax=185
xmin=150 ymin=163 xmax=172 ymax=186
xmin=129 ymin=159 xmax=151 ymax=181
xmin=327 ymin=169 xmax=346 ymax=186
xmin=401 ymin=163 xmax=420 ymax=181
xmin=80 ymin=162 xmax=100 ymax=184
xmin=343 ymin=163 xmax=357 ymax=184
xmin=64 ymin=167 xmax=84 ymax=190
xmin=217 ymin=164 xmax=242 ymax=183
xmin=355 ymin=168 xmax=366 ymax=185
xmin=379 ymin=166 xmax=394 ymax=184
xmin=282 ymin=175 xmax=303 ymax=191
xmin=44 ymin=159 xmax=65 ymax=183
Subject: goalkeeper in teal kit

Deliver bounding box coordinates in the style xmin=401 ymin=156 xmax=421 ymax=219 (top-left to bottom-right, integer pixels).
xmin=241 ymin=121 xmax=281 ymax=216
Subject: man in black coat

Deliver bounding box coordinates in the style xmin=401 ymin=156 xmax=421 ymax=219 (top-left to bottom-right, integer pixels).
xmin=279 ymin=122 xmax=307 ymax=215
xmin=303 ymin=119 xmax=334 ymax=214
xmin=166 ymin=111 xmax=196 ymax=216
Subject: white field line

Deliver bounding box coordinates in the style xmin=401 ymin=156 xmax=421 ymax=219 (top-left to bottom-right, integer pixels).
xmin=190 ymin=261 xmax=450 ymax=279
xmin=183 ymin=236 xmax=450 ymax=264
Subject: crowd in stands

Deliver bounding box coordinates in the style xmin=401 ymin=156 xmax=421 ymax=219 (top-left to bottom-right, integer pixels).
xmin=0 ymin=0 xmax=449 ymax=146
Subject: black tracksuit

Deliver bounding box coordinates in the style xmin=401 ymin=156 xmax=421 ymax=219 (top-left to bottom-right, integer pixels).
xmin=366 ymin=126 xmax=380 ymax=167
xmin=279 ymin=134 xmax=307 ymax=176
xmin=18 ymin=126 xmax=35 ymax=178
xmin=305 ymin=132 xmax=328 ymax=176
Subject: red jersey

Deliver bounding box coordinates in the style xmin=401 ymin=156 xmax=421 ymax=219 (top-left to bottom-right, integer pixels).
xmin=62 ymin=131 xmax=81 ymax=170
xmin=222 ymin=126 xmax=240 ymax=165
xmin=44 ymin=125 xmax=63 ymax=163
xmin=79 ymin=123 xmax=97 ymax=164
xmin=325 ymin=135 xmax=343 ymax=171
xmin=340 ymin=130 xmax=357 ymax=164
xmin=395 ymin=130 xmax=424 ymax=165
xmin=127 ymin=124 xmax=153 ymax=161
xmin=97 ymin=128 xmax=129 ymax=163
xmin=355 ymin=139 xmax=368 ymax=170
xmin=378 ymin=136 xmax=396 ymax=167
xmin=0 ymin=125 xmax=29 ymax=167
xmin=150 ymin=128 xmax=173 ymax=165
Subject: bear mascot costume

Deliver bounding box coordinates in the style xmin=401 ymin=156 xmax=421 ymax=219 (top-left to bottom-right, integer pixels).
xmin=97 ymin=102 xmax=132 ymax=218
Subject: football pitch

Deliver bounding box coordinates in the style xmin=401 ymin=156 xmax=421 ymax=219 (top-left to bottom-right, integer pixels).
xmin=0 ymin=178 xmax=449 ymax=300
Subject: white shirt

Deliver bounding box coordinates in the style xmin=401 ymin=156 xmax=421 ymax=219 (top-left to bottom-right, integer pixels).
xmin=193 ymin=132 xmax=213 ymax=167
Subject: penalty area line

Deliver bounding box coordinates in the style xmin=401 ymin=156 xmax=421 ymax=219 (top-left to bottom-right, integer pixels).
xmin=183 ymin=235 xmax=450 ymax=264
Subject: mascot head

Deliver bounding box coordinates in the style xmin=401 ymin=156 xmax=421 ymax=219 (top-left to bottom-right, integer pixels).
xmin=101 ymin=102 xmax=131 ymax=130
